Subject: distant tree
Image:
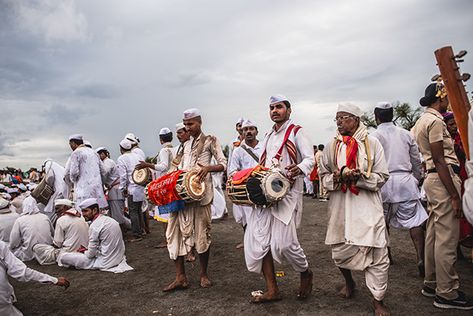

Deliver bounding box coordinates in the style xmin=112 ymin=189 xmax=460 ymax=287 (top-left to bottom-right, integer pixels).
xmin=361 ymin=102 xmax=422 ymax=131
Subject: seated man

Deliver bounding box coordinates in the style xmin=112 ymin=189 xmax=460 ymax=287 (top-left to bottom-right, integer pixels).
xmin=9 ymin=196 xmax=54 ymax=261
xmin=0 ymin=240 xmax=70 ymax=315
xmin=0 ymin=197 xmax=19 ymax=244
xmin=58 ymin=198 xmax=133 ymax=273
xmin=33 ymin=199 xmax=89 ymax=265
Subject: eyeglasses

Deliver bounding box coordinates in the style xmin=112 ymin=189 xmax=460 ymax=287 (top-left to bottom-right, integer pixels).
xmin=333 ymin=115 xmax=355 ymax=122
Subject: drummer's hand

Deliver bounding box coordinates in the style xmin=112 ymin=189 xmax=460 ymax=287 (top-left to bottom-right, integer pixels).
xmin=136 ymin=161 xmax=150 ymax=170
xmin=286 ymin=163 xmax=302 ymax=179
xmin=55 ymin=277 xmax=70 ymax=289
xmin=197 ymin=164 xmax=210 ymax=182
xmin=333 ymin=170 xmax=341 ymax=183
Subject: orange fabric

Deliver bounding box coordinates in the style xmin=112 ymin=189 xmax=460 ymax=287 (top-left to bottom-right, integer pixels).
xmin=147 ymin=170 xmax=184 ymax=206
xmin=340 ymin=136 xmax=359 ymax=195
xmin=231 ymin=165 xmax=268 ymax=185
xmin=309 ymin=165 xmax=318 ymax=181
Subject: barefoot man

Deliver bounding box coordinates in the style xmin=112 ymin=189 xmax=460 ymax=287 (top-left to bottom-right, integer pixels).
xmin=163 ymin=108 xmax=227 ymax=291
xmin=319 ymin=103 xmax=390 ymax=316
xmin=245 ymin=95 xmax=314 ymax=303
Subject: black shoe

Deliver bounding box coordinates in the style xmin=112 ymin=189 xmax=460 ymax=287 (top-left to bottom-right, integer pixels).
xmin=421 ymin=286 xmax=436 ymax=298
xmin=433 ymin=291 xmax=473 ymax=310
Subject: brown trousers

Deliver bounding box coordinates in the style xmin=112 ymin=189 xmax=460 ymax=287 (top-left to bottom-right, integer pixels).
xmin=423 ymin=168 xmax=461 ymax=300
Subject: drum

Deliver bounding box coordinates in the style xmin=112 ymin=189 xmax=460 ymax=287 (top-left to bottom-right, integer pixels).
xmin=227 ymin=166 xmax=290 ymax=207
xmin=145 ymin=169 xmax=206 ymax=213
xmin=132 ymin=167 xmax=153 ymax=186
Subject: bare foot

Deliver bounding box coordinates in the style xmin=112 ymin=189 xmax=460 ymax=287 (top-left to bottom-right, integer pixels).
xmin=162 ymin=278 xmax=189 ymax=292
xmin=250 ymin=290 xmax=282 ymax=304
xmin=200 ymin=275 xmax=212 ymax=288
xmin=186 ymin=251 xmax=196 ymax=262
xmin=154 ymin=241 xmax=167 ymax=249
xmin=373 ymin=299 xmax=390 ymax=316
xmin=235 ymin=242 xmax=244 ymax=249
xmin=297 ymin=269 xmax=313 ymax=300
xmin=338 ymin=281 xmax=356 ymax=298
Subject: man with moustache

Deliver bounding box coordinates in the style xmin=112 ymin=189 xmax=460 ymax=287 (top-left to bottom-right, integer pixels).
xmin=163 ymin=108 xmax=227 ymax=292
xmin=245 ymin=95 xmax=314 ymax=303
xmin=228 ymin=119 xmax=263 ymax=249
xmin=319 ymin=103 xmax=390 ymax=316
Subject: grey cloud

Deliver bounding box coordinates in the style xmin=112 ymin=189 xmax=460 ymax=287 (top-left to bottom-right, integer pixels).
xmin=42 ymin=104 xmax=92 ymax=125
xmin=73 ymin=83 xmax=120 ymax=98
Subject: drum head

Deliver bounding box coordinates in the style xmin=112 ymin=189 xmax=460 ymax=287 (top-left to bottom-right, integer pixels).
xmin=132 ymin=168 xmax=150 ymax=185
xmin=183 ymin=170 xmax=206 ymax=200
xmin=261 ymin=172 xmax=290 ymax=203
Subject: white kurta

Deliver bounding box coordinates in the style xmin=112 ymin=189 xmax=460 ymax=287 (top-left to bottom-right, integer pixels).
xmin=117 ymin=151 xmax=144 ymax=202
xmin=102 ymin=157 xmax=130 ymax=227
xmin=0 ymin=211 xmax=19 ymax=244
xmin=58 ymin=215 xmax=132 ymax=273
xmin=245 ymin=120 xmax=314 ymax=273
xmin=9 ymin=213 xmax=54 ymax=261
xmin=320 ymin=134 xmax=389 ymax=248
xmin=42 ymin=160 xmax=69 ymax=215
xmin=0 ymin=241 xmax=57 ymax=316
xmin=463 ymin=109 xmax=473 ymax=224
xmin=228 ymin=141 xmax=263 ymax=225
xmin=371 ymin=122 xmax=428 ymax=229
xmin=33 ymin=213 xmax=89 ymax=265
xmin=69 ymin=146 xmax=107 ymax=208
xmin=132 ymin=147 xmax=146 ymax=161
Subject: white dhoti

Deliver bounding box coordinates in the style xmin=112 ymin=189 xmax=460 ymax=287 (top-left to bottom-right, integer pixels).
xmin=384 ymin=200 xmax=428 ymax=230
xmin=232 ymin=204 xmax=252 ymax=226
xmin=32 ymin=244 xmax=60 ymax=265
xmin=166 ymin=204 xmax=211 ymax=260
xmin=304 ymin=176 xmax=313 ymax=194
xmin=57 ymin=252 xmax=133 ymax=273
xmin=211 ymin=188 xmax=227 ymax=220
xmin=332 ymin=243 xmax=389 ymax=301
xmin=244 ymin=208 xmax=308 ymax=273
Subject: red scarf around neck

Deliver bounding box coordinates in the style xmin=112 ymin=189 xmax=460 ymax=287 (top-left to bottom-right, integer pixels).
xmin=341 ymin=135 xmax=359 ymax=195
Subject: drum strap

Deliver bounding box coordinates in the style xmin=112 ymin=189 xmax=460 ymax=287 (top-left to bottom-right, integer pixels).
xmin=259 ymin=124 xmax=301 ymax=166
xmin=191 ymin=133 xmax=209 ymax=166
xmin=240 ymin=144 xmax=260 ymax=163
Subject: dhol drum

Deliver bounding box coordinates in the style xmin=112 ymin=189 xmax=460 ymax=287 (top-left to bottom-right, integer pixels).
xmin=227 ymin=165 xmax=290 ymax=207
xmin=132 ymin=167 xmax=153 ymax=186
xmin=145 ymin=169 xmax=206 ymax=214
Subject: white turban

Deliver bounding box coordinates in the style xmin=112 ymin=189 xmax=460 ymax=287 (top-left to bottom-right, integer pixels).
xmin=236 ymin=117 xmax=245 ymax=125
xmin=270 ymin=95 xmax=289 ymax=105
xmin=375 ymin=101 xmax=393 ymax=110
xmin=54 ymin=199 xmax=74 ymax=208
xmin=0 ymin=197 xmax=9 ymax=211
xmin=21 ymin=196 xmax=41 ymax=216
xmin=18 ymin=184 xmax=27 ymax=192
xmin=7 ymin=188 xmax=18 ymax=194
xmin=175 ymin=122 xmax=185 ymax=131
xmin=159 ymin=127 xmax=171 ymax=135
xmin=96 ymin=147 xmax=107 ymax=153
xmin=78 ymin=198 xmax=98 ymax=210
xmin=241 ymin=119 xmax=257 ymax=129
xmin=84 ymin=140 xmax=92 ymax=147
xmin=183 ymin=108 xmax=201 ymax=120
xmin=69 ymin=134 xmax=83 ymax=141
xmin=120 ymin=139 xmax=133 ymax=150
xmin=337 ymin=103 xmax=363 ymax=117
xmin=125 ymin=133 xmax=139 ymax=144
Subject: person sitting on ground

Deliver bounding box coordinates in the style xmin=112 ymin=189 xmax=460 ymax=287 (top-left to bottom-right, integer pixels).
xmin=0 ymin=197 xmax=19 ymax=244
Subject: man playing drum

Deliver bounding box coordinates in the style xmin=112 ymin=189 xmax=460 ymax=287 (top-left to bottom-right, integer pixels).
xmin=228 ymin=119 xmax=263 ymax=249
xmin=163 ymin=108 xmax=227 ymax=291
xmin=245 ymin=95 xmax=314 ymax=303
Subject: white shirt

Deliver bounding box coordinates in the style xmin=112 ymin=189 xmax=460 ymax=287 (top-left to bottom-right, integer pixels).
xmin=84 ymin=215 xmax=126 ymax=269
xmin=117 ymin=151 xmax=145 ymax=202
xmin=9 ymin=213 xmax=54 ymax=261
xmin=54 ymin=213 xmax=89 ymax=252
xmin=42 ymin=160 xmax=69 ymax=214
xmin=228 ymin=141 xmax=263 ymax=175
xmin=371 ymin=122 xmax=423 ymax=202
xmin=68 ymin=146 xmax=107 ymax=208
xmin=153 ymin=142 xmax=174 ymax=178
xmin=0 ymin=211 xmax=19 ymax=243
xmin=101 ymin=157 xmax=120 ymax=188
xmin=463 ymin=109 xmax=473 ymax=224
xmin=260 ymin=120 xmax=315 ymax=225
xmin=132 ymin=147 xmax=146 ymax=161
xmin=0 ymin=241 xmax=57 ymax=312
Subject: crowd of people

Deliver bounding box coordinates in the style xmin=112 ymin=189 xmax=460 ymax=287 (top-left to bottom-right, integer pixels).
xmin=1 ymin=81 xmax=473 ymax=315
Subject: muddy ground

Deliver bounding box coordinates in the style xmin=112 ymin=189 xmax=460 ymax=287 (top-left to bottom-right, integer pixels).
xmin=12 ymin=197 xmax=473 ymax=315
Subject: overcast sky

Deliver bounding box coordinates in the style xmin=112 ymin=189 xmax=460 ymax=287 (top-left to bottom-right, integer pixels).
xmin=1 ymin=0 xmax=472 ymax=169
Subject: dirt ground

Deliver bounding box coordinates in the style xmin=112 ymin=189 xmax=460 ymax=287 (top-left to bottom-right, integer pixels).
xmin=12 ymin=197 xmax=473 ymax=315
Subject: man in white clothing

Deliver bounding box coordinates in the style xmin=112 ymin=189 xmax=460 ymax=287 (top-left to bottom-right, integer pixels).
xmin=117 ymin=139 xmax=145 ymax=241
xmin=463 ymin=109 xmax=473 ymax=224
xmin=371 ymin=102 xmax=427 ymax=275
xmin=9 ymin=196 xmax=54 ymax=261
xmin=58 ymin=198 xmax=132 ymax=273
xmin=125 ymin=132 xmax=146 ymax=161
xmin=40 ymin=159 xmax=70 ymax=222
xmin=245 ymin=95 xmax=314 ymax=303
xmin=96 ymin=147 xmax=131 ymax=231
xmin=0 ymin=241 xmax=69 ymax=316
xmin=33 ymin=199 xmax=89 ymax=265
xmin=0 ymin=197 xmax=19 ymax=244
xmin=67 ymin=134 xmax=107 ymax=209
xmin=228 ymin=119 xmax=263 ymax=249
xmin=319 ymin=103 xmax=390 ymax=316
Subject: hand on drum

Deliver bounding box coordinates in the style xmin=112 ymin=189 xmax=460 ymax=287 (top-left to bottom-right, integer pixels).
xmin=285 ymin=163 xmax=302 ymax=179
xmin=197 ymin=164 xmax=210 ymax=182
xmin=136 ymin=161 xmax=153 ymax=170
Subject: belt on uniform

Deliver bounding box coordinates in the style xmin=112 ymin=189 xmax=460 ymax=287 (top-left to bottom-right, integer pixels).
xmin=426 ymin=164 xmax=460 ymax=175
